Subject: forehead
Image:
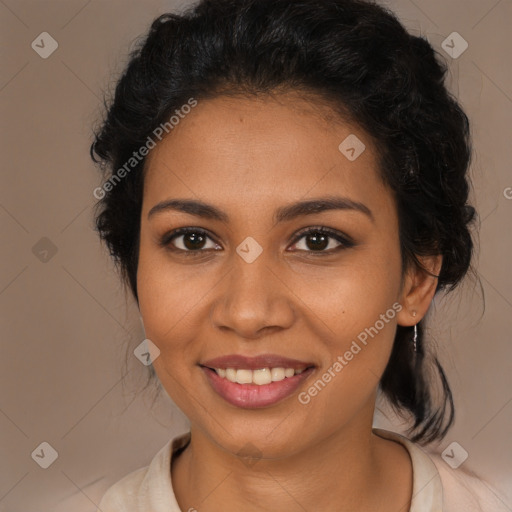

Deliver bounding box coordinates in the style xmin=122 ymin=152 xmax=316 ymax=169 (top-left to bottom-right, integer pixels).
xmin=142 ymin=93 xmax=391 ymax=219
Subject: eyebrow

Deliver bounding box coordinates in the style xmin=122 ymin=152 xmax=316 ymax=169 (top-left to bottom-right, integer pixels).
xmin=147 ymin=196 xmax=374 ymax=224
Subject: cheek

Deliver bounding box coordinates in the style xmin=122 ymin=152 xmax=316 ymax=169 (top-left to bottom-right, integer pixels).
xmin=288 ymin=240 xmax=402 ymax=341
xmin=293 ymin=269 xmax=401 ymax=433
xmin=136 ymin=246 xmax=207 ymax=414
xmin=288 ymin=241 xmax=402 ymax=399
xmin=136 ymin=240 xmax=208 ymax=354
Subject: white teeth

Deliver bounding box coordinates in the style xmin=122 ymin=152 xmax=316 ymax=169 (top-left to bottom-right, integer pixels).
xmin=270 ymin=367 xmax=285 ymax=381
xmin=225 ymin=368 xmax=237 ymax=382
xmin=253 ymin=368 xmax=272 ymax=385
xmin=235 ymin=369 xmax=252 ymax=384
xmin=214 ymin=366 xmax=307 ymax=385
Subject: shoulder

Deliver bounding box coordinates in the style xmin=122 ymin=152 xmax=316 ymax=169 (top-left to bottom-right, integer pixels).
xmin=426 ymin=451 xmax=511 ymax=512
xmin=96 ymin=465 xmax=149 ymax=512
xmin=95 ymin=432 xmax=190 ymax=512
xmin=373 ymin=428 xmax=510 ymax=512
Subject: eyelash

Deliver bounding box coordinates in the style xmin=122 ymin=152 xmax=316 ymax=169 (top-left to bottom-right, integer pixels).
xmin=159 ymin=226 xmax=355 ymax=256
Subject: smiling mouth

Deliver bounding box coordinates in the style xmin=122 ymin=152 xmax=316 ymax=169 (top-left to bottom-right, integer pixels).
xmin=203 ymin=366 xmax=309 ymax=385
xmin=199 ymin=353 xmax=316 ymax=408
xmin=200 ymin=365 xmax=315 ymax=408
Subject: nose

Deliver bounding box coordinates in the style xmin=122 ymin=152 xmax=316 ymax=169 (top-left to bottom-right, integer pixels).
xmin=209 ymin=252 xmax=296 ymax=339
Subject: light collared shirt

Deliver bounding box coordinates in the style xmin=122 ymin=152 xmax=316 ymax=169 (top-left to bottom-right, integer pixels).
xmin=96 ymin=428 xmax=510 ymax=511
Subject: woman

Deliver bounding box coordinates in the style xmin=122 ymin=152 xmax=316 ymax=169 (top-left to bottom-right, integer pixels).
xmin=90 ymin=0 xmax=508 ymax=510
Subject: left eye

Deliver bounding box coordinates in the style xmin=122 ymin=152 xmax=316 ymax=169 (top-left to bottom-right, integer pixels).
xmin=289 ymin=228 xmax=353 ymax=253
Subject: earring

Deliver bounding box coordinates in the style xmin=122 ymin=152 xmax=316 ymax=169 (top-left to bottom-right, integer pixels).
xmin=412 ymin=311 xmax=418 ymax=353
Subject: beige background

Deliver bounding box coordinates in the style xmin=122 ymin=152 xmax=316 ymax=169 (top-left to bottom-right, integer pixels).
xmin=1 ymin=0 xmax=511 ymax=510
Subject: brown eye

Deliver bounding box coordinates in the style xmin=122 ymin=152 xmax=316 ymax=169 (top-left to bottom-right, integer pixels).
xmin=289 ymin=227 xmax=355 ymax=253
xmin=161 ymin=228 xmax=221 ymax=253
xmin=302 ymin=232 xmax=330 ymax=251
xmin=180 ymin=231 xmax=207 ymax=250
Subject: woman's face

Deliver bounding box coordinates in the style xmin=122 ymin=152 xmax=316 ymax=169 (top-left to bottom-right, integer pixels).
xmin=137 ymin=92 xmax=410 ymax=458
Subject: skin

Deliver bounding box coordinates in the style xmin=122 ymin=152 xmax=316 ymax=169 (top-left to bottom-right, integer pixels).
xmin=137 ymin=91 xmax=442 ymax=512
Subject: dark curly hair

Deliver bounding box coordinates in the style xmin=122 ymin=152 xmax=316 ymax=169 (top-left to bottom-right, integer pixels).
xmin=90 ymin=0 xmax=476 ymax=444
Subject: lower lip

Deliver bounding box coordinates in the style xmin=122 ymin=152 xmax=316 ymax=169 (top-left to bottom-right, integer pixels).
xmin=201 ymin=366 xmax=315 ymax=408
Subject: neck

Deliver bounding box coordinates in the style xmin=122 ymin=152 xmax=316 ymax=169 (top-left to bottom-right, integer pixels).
xmin=171 ymin=404 xmax=411 ymax=512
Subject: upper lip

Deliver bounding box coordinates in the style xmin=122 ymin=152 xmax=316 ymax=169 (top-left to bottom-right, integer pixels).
xmin=200 ymin=354 xmax=315 ymax=371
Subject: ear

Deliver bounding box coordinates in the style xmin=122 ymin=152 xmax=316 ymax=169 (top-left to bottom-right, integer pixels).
xmin=396 ymin=254 xmax=442 ymax=327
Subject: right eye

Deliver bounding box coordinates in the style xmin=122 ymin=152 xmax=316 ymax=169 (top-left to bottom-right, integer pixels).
xmin=160 ymin=227 xmax=222 ymax=254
